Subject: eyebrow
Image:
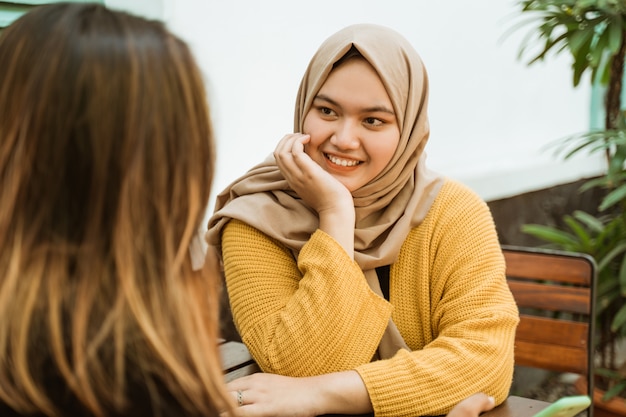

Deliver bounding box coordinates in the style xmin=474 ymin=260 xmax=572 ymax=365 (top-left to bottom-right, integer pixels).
xmin=314 ymin=94 xmax=396 ymax=116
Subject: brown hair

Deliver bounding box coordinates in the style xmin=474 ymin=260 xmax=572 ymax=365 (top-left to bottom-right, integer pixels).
xmin=0 ymin=3 xmax=233 ymax=416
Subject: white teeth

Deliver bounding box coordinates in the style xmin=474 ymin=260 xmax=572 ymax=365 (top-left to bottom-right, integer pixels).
xmin=327 ymin=154 xmax=360 ymax=167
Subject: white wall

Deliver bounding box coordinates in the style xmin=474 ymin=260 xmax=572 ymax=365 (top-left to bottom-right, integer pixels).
xmin=119 ymin=0 xmax=606 ymax=203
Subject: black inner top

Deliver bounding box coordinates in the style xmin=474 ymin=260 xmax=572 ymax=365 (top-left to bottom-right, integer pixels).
xmin=375 ymin=264 xmax=390 ymax=301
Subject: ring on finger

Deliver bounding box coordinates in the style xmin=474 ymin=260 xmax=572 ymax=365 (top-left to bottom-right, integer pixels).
xmin=237 ymin=390 xmax=244 ymax=407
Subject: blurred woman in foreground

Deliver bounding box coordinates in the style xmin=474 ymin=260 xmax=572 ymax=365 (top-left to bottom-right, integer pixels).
xmin=0 ymin=3 xmax=233 ymax=416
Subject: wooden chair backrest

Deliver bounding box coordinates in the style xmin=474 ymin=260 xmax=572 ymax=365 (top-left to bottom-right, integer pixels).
xmin=502 ymin=245 xmax=596 ymax=403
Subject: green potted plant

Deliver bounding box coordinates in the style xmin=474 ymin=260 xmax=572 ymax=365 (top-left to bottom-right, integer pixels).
xmin=512 ymin=0 xmax=626 ymax=413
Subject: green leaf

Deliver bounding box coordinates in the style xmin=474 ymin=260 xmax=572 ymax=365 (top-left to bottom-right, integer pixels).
xmin=620 ymin=253 xmax=626 ymax=295
xmin=600 ymin=184 xmax=626 ymax=211
xmin=579 ymin=177 xmax=610 ymax=193
xmin=602 ymin=379 xmax=626 ymax=401
xmin=611 ymin=303 xmax=626 ymax=332
xmin=608 ymin=148 xmax=626 ymax=174
xmin=572 ymin=210 xmax=605 ymax=233
xmin=573 ymin=56 xmax=591 ymax=86
xmin=598 ymin=242 xmax=626 ymax=271
xmin=558 ymin=133 xmax=612 ymax=159
xmin=597 ymin=269 xmax=620 ymax=300
xmin=587 ymin=29 xmax=608 ymax=69
xmin=563 ymin=216 xmax=592 ymax=249
xmin=529 ymin=32 xmax=571 ymax=65
xmin=568 ymin=27 xmax=595 ymax=55
xmin=521 ymin=224 xmax=579 ymax=247
xmin=577 ymin=0 xmax=598 ymax=9
xmin=607 ymin=15 xmax=623 ymax=54
xmin=595 ymin=367 xmax=621 ymax=379
xmin=596 ymin=290 xmax=618 ymax=316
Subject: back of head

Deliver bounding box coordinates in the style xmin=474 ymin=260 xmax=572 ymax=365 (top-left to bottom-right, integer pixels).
xmin=0 ymin=3 xmax=232 ymax=416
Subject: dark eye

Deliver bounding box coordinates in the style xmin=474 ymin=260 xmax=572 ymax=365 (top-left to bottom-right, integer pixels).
xmin=364 ymin=117 xmax=383 ymax=127
xmin=317 ymin=106 xmax=337 ymax=118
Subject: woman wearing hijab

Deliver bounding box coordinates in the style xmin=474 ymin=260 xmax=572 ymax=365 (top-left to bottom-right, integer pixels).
xmin=208 ymin=23 xmax=518 ymax=417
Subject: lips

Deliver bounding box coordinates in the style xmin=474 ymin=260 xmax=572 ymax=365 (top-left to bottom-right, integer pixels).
xmin=325 ymin=153 xmax=362 ymax=167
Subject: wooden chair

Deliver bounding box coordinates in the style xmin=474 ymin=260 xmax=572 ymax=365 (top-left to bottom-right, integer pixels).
xmin=502 ymin=245 xmax=597 ymax=416
xmin=220 ymin=339 xmax=260 ymax=382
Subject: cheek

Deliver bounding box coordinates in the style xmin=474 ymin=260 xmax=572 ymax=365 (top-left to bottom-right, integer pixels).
xmin=302 ymin=114 xmax=326 ymax=148
xmin=302 ymin=114 xmax=319 ymax=159
xmin=302 ymin=110 xmax=319 ymax=135
xmin=375 ymin=133 xmax=400 ymax=167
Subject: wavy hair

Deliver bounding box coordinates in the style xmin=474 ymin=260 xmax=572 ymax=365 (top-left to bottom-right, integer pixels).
xmin=0 ymin=3 xmax=233 ymax=416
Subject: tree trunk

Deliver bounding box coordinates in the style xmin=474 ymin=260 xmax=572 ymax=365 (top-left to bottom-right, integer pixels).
xmin=605 ymin=30 xmax=626 ymax=132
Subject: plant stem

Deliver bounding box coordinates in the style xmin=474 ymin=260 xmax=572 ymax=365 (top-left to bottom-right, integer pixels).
xmin=605 ymin=31 xmax=625 ymax=131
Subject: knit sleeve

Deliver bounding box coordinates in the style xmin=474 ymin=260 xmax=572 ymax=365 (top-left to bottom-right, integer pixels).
xmin=221 ymin=219 xmax=393 ymax=376
xmin=355 ymin=181 xmax=519 ymax=417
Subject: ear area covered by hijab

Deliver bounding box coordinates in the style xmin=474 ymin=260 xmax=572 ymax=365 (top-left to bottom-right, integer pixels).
xmin=207 ymin=23 xmax=443 ymax=271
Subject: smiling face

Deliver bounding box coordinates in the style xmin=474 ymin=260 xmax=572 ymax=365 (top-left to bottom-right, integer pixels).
xmin=302 ymin=57 xmax=400 ymax=192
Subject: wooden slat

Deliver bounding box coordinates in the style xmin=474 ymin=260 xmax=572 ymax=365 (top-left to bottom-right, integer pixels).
xmin=508 ymin=281 xmax=591 ymax=314
xmin=516 ymin=315 xmax=588 ymax=349
xmin=224 ymin=363 xmax=261 ymax=383
xmin=219 ymin=341 xmax=256 ymax=373
xmin=504 ymin=251 xmax=593 ymax=285
xmin=514 ymin=339 xmax=588 ymax=374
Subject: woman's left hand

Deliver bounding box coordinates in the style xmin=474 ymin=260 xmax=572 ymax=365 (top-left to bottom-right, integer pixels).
xmin=226 ymin=370 xmax=372 ymax=417
xmin=226 ymin=373 xmax=321 ymax=417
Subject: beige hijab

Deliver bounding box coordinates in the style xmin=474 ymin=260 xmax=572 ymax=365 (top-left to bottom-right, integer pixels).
xmin=207 ymin=23 xmax=443 ymax=359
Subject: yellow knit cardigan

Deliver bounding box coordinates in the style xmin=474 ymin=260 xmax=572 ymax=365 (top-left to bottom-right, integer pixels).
xmin=221 ymin=179 xmax=519 ymax=417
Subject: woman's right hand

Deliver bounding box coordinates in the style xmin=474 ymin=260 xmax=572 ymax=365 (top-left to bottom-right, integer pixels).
xmin=274 ymin=133 xmax=355 ymax=257
xmin=274 ymin=133 xmax=352 ymax=215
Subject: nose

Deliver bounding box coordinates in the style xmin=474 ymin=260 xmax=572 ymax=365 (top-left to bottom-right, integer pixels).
xmin=330 ymin=120 xmax=360 ymax=150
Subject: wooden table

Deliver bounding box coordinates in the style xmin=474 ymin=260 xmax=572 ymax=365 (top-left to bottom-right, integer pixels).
xmin=219 ymin=339 xmax=552 ymax=417
xmin=483 ymin=396 xmax=551 ymax=417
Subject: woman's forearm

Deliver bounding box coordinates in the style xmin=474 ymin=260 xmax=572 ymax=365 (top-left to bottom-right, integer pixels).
xmin=310 ymin=370 xmax=372 ymax=415
xmin=318 ymin=206 xmax=355 ymax=259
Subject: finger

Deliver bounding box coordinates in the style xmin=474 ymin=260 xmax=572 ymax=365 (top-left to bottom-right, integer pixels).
xmin=288 ymin=136 xmax=316 ymax=173
xmin=236 ymin=389 xmax=245 ymax=407
xmin=225 ymin=377 xmax=248 ymax=391
xmin=448 ymin=393 xmax=495 ymax=417
xmin=226 ymin=389 xmax=250 ymax=410
xmin=276 ymin=136 xmax=312 ymax=183
xmin=275 ymin=133 xmax=306 ymax=156
xmin=463 ymin=393 xmax=495 ymax=413
xmin=274 ymin=135 xmax=300 ymax=172
xmin=290 ymin=134 xmax=310 ymax=153
xmin=471 ymin=393 xmax=496 ymax=412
